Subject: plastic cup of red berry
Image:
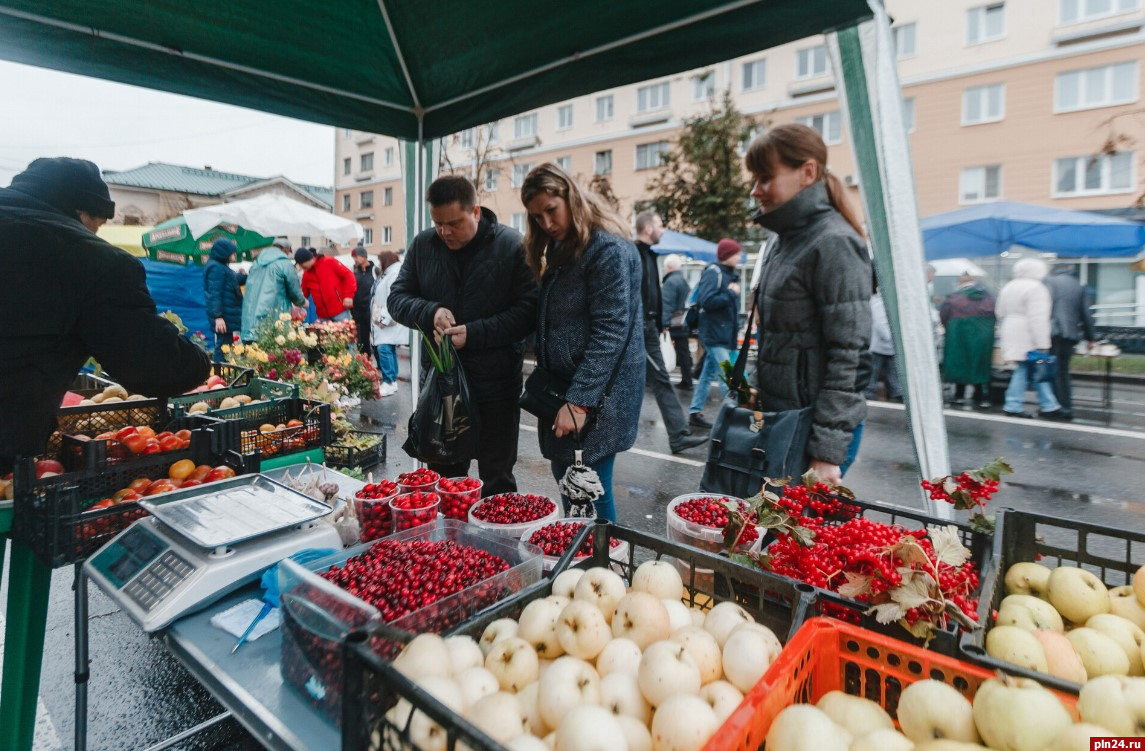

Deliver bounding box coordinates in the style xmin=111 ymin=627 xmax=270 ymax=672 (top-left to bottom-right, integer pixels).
xmin=354 ymin=479 xmax=399 ymax=542
xmin=436 ymin=476 xmax=483 ymax=521
xmin=389 ymin=491 xmax=440 ymax=533
xmin=396 ymin=468 xmax=441 ymax=494
xmin=521 ymin=518 xmax=629 ymax=572
xmin=666 ymin=493 xmax=761 ymax=555
xmin=468 ymin=492 xmax=560 ymax=538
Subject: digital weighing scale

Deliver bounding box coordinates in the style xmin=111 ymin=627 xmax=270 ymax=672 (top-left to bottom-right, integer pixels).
xmin=84 ymin=474 xmax=342 ymax=632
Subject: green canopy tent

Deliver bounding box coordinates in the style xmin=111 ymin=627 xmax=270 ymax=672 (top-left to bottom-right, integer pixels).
xmin=142 ymin=216 xmax=275 ymax=265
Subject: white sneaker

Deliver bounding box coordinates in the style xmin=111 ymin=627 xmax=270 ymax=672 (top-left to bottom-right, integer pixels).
xmin=379 ymin=382 xmax=398 ymax=397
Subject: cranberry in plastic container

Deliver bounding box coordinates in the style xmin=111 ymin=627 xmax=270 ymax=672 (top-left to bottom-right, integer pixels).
xmin=390 ymin=491 xmax=440 ymax=533
xmin=436 ymin=476 xmax=483 ymax=521
xmin=396 ymin=467 xmax=441 ymax=494
xmin=354 ymin=479 xmax=398 ymax=542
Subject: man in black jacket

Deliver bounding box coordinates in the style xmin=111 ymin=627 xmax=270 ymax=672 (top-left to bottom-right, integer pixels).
xmin=1044 ymin=263 xmax=1097 ymax=420
xmin=634 ymin=212 xmax=706 ymax=454
xmin=388 ymin=175 xmax=538 ymax=494
xmin=661 ymin=254 xmax=694 ymax=390
xmin=0 ymin=157 xmax=211 ymax=473
xmin=350 ymin=244 xmax=375 ymax=356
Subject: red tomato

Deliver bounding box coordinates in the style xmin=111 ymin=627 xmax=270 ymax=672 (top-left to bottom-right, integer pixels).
xmin=158 ymin=435 xmax=183 ymax=452
xmin=155 ymin=431 xmax=174 ymax=441
xmin=94 ymin=432 xmax=117 ymax=441
xmin=115 ymin=426 xmax=138 ymax=441
xmin=136 ymin=426 xmax=156 ymax=440
xmin=174 ymin=430 xmax=192 ymax=442
xmin=112 ymin=488 xmax=134 ymax=502
xmin=118 ymin=491 xmax=142 ymax=503
xmin=122 ymin=435 xmax=147 ymax=454
xmin=128 ymin=478 xmax=152 ymax=492
xmin=142 ymin=438 xmax=162 ymax=454
xmin=188 ymin=465 xmax=213 ymax=482
xmin=89 ymin=499 xmax=115 ymax=511
xmin=144 ymin=479 xmax=176 ymax=496
xmin=167 ymin=478 xmax=184 ymax=488
xmin=179 ymin=479 xmax=203 ymax=488
xmin=204 ymin=466 xmax=236 ymax=483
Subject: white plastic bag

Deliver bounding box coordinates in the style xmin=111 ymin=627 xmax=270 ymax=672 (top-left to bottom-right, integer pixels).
xmin=660 ymin=331 xmax=676 ymax=372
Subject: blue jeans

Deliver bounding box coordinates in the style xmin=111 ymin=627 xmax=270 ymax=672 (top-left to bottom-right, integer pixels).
xmin=375 ymin=344 xmax=398 ymax=383
xmin=689 ymin=345 xmax=731 ymax=414
xmin=1004 ymin=361 xmax=1061 ymax=414
xmin=212 ymin=329 xmax=236 ymax=363
xmin=550 ymin=454 xmax=617 ymax=522
xmin=840 ymin=421 xmax=863 ymax=477
xmin=322 ymin=310 xmax=352 ymax=322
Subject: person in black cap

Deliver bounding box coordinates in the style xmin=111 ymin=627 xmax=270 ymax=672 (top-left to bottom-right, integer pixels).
xmin=0 ymin=157 xmax=211 ymax=471
xmin=350 ymin=244 xmax=375 ymax=355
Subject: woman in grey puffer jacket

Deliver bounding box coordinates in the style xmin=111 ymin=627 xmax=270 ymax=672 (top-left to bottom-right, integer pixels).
xmin=745 ymin=124 xmax=872 ymax=484
xmin=520 ymin=163 xmax=644 ymax=522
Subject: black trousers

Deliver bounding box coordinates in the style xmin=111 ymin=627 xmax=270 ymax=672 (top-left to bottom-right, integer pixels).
xmin=427 ymin=397 xmax=520 ymax=496
xmin=1051 ymin=337 xmax=1077 ymax=415
xmin=352 ymin=313 xmax=372 ymax=355
xmin=644 ymin=320 xmax=689 ymax=443
xmin=670 ymin=332 xmax=693 ymax=386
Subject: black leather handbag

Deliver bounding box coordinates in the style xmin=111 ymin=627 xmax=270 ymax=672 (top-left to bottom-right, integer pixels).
xmin=519 ymin=366 xmax=573 ymax=425
xmin=699 ymin=289 xmax=814 ymax=497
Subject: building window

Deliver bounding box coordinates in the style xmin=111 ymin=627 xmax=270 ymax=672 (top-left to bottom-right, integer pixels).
xmin=459 ymin=129 xmax=474 ymax=148
xmin=635 ymin=142 xmax=670 ymax=170
xmin=484 ymin=169 xmax=499 ymax=191
xmin=383 ymin=187 xmax=393 ymax=206
xmin=511 ymin=213 xmax=526 ymax=233
xmin=795 ymin=45 xmax=829 ymax=79
xmin=511 ymin=163 xmax=534 ymax=188
xmin=1060 ymin=0 xmax=1139 ymax=24
xmin=967 ymin=3 xmax=1005 ymax=45
xmin=514 ymin=113 xmax=538 ymax=139
xmin=341 ymin=194 xmax=351 ymax=212
xmin=359 ymin=190 xmax=374 ymax=209
xmin=384 ymin=147 xmax=394 ymax=167
xmin=962 ymin=84 xmax=1005 ymax=125
xmin=342 ymin=157 xmax=351 ymax=176
xmin=382 ymin=226 xmax=393 ymax=244
xmin=556 ymin=156 xmax=572 ymax=172
xmin=360 ymin=152 xmax=374 ymax=172
xmin=1054 ymin=152 xmax=1135 ymax=196
xmin=556 ymin=105 xmax=574 ymax=130
xmin=596 ymin=95 xmax=614 ymax=122
xmin=893 ymin=23 xmax=917 ymax=59
xmin=343 ymin=128 xmax=352 ymax=138
xmin=902 ymin=98 xmax=917 ymax=133
xmin=300 ymin=236 xmax=311 ymax=248
xmin=363 ymin=228 xmax=373 ymax=246
xmin=796 ymin=112 xmax=842 ymax=145
xmin=1055 ymin=62 xmax=1137 ymax=112
xmin=693 ymin=71 xmax=715 ymax=101
xmin=637 ymin=82 xmax=670 ymax=113
xmin=959 ymin=165 xmax=1002 ymax=203
xmin=594 ymin=150 xmax=612 ymax=175
xmin=742 ymin=60 xmax=766 ymax=91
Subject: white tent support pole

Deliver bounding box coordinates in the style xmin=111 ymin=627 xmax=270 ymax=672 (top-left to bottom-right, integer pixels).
xmin=828 ymin=2 xmax=951 ymax=516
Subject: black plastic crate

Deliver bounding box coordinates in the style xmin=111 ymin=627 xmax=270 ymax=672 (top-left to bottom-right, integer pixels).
xmin=52 ymin=396 xmax=169 ymax=455
xmin=325 ymin=431 xmax=387 ymax=471
xmin=340 ymin=520 xmax=817 ymax=751
xmin=209 ymin=398 xmax=332 ymax=462
xmin=11 ymin=440 xmax=252 ymax=568
xmin=168 ymin=377 xmax=298 ymax=419
xmin=59 ymin=414 xmax=223 ymax=472
xmin=958 ymin=507 xmax=1145 ymax=693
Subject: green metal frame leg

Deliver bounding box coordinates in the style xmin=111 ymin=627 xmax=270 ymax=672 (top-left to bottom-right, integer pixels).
xmin=0 ymin=539 xmax=53 ymax=751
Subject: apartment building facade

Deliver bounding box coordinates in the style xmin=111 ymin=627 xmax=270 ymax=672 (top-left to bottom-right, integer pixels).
xmin=335 ymin=0 xmax=1145 ymax=313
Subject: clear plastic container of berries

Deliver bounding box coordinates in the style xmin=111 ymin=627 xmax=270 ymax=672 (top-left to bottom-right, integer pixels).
xmin=389 ymin=491 xmax=440 ymax=533
xmin=467 ymin=492 xmax=561 ymax=539
xmin=395 ymin=467 xmax=441 ymax=494
xmin=436 ymin=476 xmax=483 ymax=521
xmin=522 ymin=518 xmax=629 ymax=572
xmin=353 ymin=479 xmax=399 ymax=542
xmin=666 ymin=493 xmax=762 ymax=555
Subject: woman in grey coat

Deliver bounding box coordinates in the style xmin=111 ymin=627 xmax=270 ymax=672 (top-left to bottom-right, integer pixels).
xmin=520 ymin=163 xmax=644 ymax=521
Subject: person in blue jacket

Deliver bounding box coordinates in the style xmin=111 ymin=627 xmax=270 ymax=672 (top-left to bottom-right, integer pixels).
xmin=688 ymin=239 xmax=742 ymax=428
xmin=203 ymin=238 xmax=246 ymax=361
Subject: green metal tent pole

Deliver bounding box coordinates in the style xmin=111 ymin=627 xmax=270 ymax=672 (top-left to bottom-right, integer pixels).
xmin=0 ymin=534 xmax=53 ymax=751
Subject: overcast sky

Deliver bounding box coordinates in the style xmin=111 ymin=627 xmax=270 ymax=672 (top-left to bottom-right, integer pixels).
xmin=0 ymin=60 xmax=335 ymax=188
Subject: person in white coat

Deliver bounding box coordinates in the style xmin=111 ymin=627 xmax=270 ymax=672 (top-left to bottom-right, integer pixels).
xmin=996 ymin=258 xmax=1063 ymax=418
xmin=370 ymin=250 xmax=408 ymax=397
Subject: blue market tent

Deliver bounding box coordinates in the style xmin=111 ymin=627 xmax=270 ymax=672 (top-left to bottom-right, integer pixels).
xmin=651 ymin=229 xmax=719 ymax=263
xmin=921 ymin=201 xmax=1145 ymax=260
xmin=138 ymin=258 xmax=212 ymax=341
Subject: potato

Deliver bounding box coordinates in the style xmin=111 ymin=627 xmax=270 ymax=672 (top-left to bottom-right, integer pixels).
xmin=126 ymin=394 xmax=148 ymax=402
xmin=188 ymin=402 xmax=210 ymax=415
xmin=233 ymin=394 xmax=253 ymax=405
xmin=101 ymin=396 xmax=123 ymax=403
xmin=218 ymin=397 xmax=239 ymax=410
xmin=89 ymin=393 xmax=105 ymax=404
xmin=101 ymin=385 xmax=128 ymax=399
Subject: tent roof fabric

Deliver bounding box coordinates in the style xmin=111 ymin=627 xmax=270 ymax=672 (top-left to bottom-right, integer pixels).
xmin=0 ymin=0 xmax=872 ymax=140
xmin=651 ymin=229 xmax=720 ymax=263
xmin=102 ymin=162 xmax=334 ymax=207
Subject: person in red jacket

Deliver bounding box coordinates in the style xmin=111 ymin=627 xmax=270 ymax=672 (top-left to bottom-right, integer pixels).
xmin=295 ymin=247 xmax=357 ymax=321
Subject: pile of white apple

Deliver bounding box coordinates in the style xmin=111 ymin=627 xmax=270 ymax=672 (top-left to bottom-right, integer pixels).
xmin=381 ymin=561 xmax=784 ymax=751
xmin=985 ymin=561 xmax=1145 ymax=685
xmin=766 ymin=670 xmax=1142 ymax=751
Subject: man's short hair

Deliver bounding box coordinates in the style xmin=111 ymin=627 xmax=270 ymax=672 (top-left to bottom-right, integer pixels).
xmin=272 ymin=238 xmax=293 ymax=251
xmin=426 ymin=174 xmax=478 ymax=210
xmin=634 ymin=210 xmax=660 ymax=235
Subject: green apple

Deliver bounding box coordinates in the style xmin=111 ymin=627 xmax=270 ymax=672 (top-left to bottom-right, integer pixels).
xmin=1005 ymin=562 xmax=1052 ymax=599
xmin=986 ymin=625 xmax=1048 ymax=672
xmin=1047 ymin=567 xmax=1111 ymax=625
xmin=996 ymin=594 xmax=1064 ymax=632
xmin=1078 ymin=674 xmax=1145 ymax=736
xmin=973 ymin=675 xmax=1073 ymax=751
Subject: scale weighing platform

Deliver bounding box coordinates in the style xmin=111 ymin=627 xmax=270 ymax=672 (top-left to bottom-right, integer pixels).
xmin=84 ymin=474 xmax=342 ymax=632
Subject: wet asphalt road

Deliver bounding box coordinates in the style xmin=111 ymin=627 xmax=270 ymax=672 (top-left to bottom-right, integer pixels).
xmin=5 ymin=362 xmax=1145 ymax=750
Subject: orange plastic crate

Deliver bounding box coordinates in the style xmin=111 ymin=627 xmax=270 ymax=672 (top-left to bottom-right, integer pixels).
xmin=705 ymin=617 xmax=1079 ymax=751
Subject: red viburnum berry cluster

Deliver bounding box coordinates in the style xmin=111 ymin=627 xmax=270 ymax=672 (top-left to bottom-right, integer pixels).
xmin=471 ymin=493 xmax=556 ymax=524
xmin=776 ymin=482 xmax=861 ymax=519
xmin=396 ymin=468 xmax=440 ymax=491
xmin=437 ymin=477 xmax=483 ymax=521
xmin=526 ymin=521 xmax=622 ymax=558
xmin=673 ymin=497 xmax=760 ymax=547
xmin=921 ymin=473 xmax=1000 ymax=512
xmin=390 ymin=492 xmax=440 ymax=532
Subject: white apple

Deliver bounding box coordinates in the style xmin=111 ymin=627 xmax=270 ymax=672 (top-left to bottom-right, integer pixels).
xmin=1067 ymin=627 xmax=1131 ymax=677
xmin=764 ymin=704 xmax=851 ymax=751
xmin=973 ymin=675 xmax=1073 ymax=751
xmin=996 ymin=594 xmax=1065 ymax=632
xmin=850 ymin=729 xmax=915 ymax=751
xmin=911 ymin=743 xmax=988 ymax=750
xmin=479 ymin=618 xmax=520 ymax=657
xmin=699 ymin=680 xmax=743 ymax=724
xmin=616 ymin=715 xmax=653 ymax=751
xmin=611 ymin=592 xmax=672 ymax=649
xmin=486 ymin=636 xmax=540 ymax=692
xmin=721 ymin=627 xmax=777 ymax=693
xmin=1047 ymin=723 xmax=1117 ymax=751
xmin=573 ymin=568 xmax=627 ymax=623
xmin=896 ymin=679 xmax=980 ymax=745
xmin=1078 ymin=674 xmax=1145 ymax=736
xmin=505 ymin=735 xmax=550 ymax=751
xmin=985 ymin=625 xmax=1048 ymax=672
xmin=1005 ymin=562 xmax=1052 ymax=598
xmin=386 ymin=676 xmax=465 ymax=751
xmin=651 ymin=694 xmax=720 ymax=751
xmin=455 ymin=666 xmax=500 ymax=707
xmin=517 ymin=681 xmax=548 ymax=736
xmin=600 ymin=671 xmax=651 ymax=724
xmin=729 ymin=622 xmax=782 ymax=661
xmin=519 ymin=597 xmax=567 ymax=659
xmin=552 ymin=569 xmax=585 ymax=599
xmin=595 ymin=638 xmax=643 ymax=678
xmin=445 ymin=635 xmax=485 ymax=674
xmin=631 ymin=560 xmax=684 ymax=601
xmin=546 ymin=594 xmax=572 ymax=610
xmin=1135 ymin=563 xmax=1145 ymax=608
xmin=556 ymin=601 xmax=612 ymax=660
xmin=815 ymin=690 xmax=893 ymax=738
xmin=555 ymin=704 xmax=628 ymax=751
xmin=1031 ymin=629 xmax=1088 ymax=683
xmin=703 ymin=601 xmax=754 ymax=648
xmin=465 ymin=691 xmax=529 ymax=745
xmin=393 ymin=633 xmax=452 ymax=681
xmin=670 ymin=626 xmax=722 ymax=684
xmin=1047 ymin=566 xmax=1111 ymax=625
xmin=1110 ymin=586 xmax=1145 ymax=630
xmin=1087 ymin=613 xmax=1145 ymax=676
xmin=637 ymin=640 xmax=701 ymax=707
xmin=538 ymin=658 xmax=554 ymax=679
xmin=689 ymin=608 xmax=706 ymax=628
xmin=537 ymin=656 xmax=601 ymax=731
xmin=662 ymin=599 xmax=693 ymax=633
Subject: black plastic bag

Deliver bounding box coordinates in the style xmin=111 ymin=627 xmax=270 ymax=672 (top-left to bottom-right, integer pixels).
xmin=402 ymin=338 xmax=480 ymax=464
